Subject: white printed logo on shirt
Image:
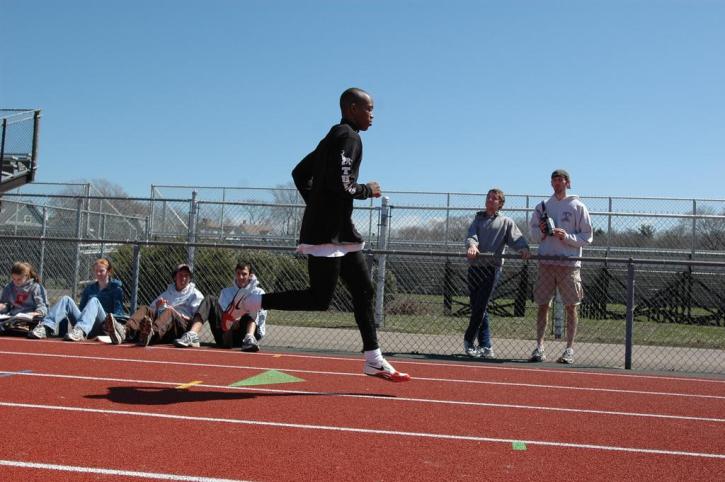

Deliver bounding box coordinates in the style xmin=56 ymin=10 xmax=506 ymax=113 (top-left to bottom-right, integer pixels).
xmin=340 ymin=150 xmax=356 ymax=194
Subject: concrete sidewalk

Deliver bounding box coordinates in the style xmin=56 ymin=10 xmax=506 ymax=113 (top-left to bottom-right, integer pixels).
xmin=257 ymin=324 xmax=725 ymax=376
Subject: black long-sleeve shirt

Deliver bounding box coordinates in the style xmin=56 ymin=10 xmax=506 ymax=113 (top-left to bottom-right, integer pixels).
xmin=292 ymin=119 xmax=373 ymax=245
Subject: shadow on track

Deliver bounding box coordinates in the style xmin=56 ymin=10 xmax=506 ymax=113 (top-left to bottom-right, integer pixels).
xmin=85 ymin=386 xmax=394 ymax=405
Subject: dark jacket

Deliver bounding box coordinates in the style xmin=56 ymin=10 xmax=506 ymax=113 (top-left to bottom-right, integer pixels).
xmin=292 ymin=119 xmax=373 ymax=244
xmin=80 ymin=278 xmax=126 ymax=316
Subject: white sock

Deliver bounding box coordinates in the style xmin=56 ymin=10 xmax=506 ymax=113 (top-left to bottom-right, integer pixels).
xmin=364 ymin=348 xmax=383 ymax=364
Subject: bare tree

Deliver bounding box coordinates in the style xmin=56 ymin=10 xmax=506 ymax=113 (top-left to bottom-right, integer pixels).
xmin=271 ymin=182 xmax=304 ymax=236
xmin=394 ymin=215 xmax=470 ymax=243
xmin=690 ymin=207 xmax=725 ymax=251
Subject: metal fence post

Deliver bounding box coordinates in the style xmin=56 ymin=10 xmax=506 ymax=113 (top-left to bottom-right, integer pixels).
xmin=99 ymin=213 xmax=107 ymax=258
xmin=149 ymin=185 xmax=156 ymax=238
xmin=72 ymin=198 xmax=83 ymax=300
xmin=84 ymin=183 xmax=91 ymax=237
xmin=188 ymin=191 xmax=198 ymax=269
xmin=0 ymin=119 xmax=6 ymax=183
xmin=691 ymin=199 xmax=697 ymax=257
xmin=31 ymin=110 xmax=41 ymax=175
xmin=444 ymin=193 xmax=451 ymax=249
xmin=624 ymin=259 xmax=635 ymax=370
xmin=607 ymin=197 xmax=613 ymax=257
xmin=39 ymin=206 xmax=48 ymax=281
xmin=130 ymin=244 xmax=141 ymax=313
xmin=13 ymin=198 xmax=19 ymax=236
xmin=161 ymin=200 xmax=167 ymax=236
xmin=374 ymin=196 xmax=390 ymax=328
xmin=219 ymin=188 xmax=227 ymax=240
xmin=368 ymin=197 xmax=374 ymax=239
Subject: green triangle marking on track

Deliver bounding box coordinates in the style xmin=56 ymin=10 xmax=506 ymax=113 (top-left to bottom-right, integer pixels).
xmin=230 ymin=370 xmax=305 ymax=387
xmin=512 ymin=441 xmax=527 ymax=451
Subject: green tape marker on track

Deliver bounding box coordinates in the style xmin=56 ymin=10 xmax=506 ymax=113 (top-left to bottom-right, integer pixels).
xmin=512 ymin=441 xmax=527 ymax=451
xmin=230 ymin=370 xmax=305 ymax=387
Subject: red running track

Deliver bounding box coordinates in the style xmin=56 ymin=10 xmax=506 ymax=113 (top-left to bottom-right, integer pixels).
xmin=0 ymin=337 xmax=724 ymax=481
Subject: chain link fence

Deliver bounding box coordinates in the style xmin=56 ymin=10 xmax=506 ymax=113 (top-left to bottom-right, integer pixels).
xmin=0 ymin=186 xmax=724 ymax=374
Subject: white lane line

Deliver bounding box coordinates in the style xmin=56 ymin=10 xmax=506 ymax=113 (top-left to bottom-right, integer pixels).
xmin=158 ymin=345 xmax=725 ymax=385
xmin=2 ymin=350 xmax=723 ymax=400
xmin=0 ymin=459 xmax=249 ymax=481
xmin=2 ymin=402 xmax=724 ymax=460
xmin=2 ymin=370 xmax=724 ymax=423
xmin=3 ymin=337 xmax=724 ymax=385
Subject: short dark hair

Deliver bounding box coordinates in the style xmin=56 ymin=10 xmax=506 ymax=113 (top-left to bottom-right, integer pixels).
xmin=340 ymin=88 xmax=369 ymax=111
xmin=487 ymin=188 xmax=505 ymax=210
xmin=235 ymin=260 xmax=254 ymax=274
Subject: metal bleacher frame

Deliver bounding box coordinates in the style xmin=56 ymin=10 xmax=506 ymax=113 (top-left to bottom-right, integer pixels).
xmin=0 ymin=109 xmax=41 ymax=194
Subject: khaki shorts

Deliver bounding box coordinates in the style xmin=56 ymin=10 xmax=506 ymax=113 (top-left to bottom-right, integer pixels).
xmin=534 ymin=265 xmax=583 ymax=306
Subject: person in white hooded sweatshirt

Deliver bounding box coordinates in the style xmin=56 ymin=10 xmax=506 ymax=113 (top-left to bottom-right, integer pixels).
xmin=173 ymin=260 xmax=267 ymax=352
xmin=528 ymin=170 xmax=593 ymax=364
xmin=105 ymin=263 xmax=203 ymax=346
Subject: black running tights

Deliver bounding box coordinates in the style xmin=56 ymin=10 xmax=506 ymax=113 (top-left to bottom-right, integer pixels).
xmin=261 ymin=251 xmax=379 ymax=351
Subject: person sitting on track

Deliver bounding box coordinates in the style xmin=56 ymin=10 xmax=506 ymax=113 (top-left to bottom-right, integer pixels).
xmin=29 ymin=258 xmax=124 ymax=341
xmin=173 ymin=260 xmax=267 ymax=352
xmin=0 ymin=261 xmax=48 ymax=335
xmin=104 ymin=263 xmax=203 ymax=346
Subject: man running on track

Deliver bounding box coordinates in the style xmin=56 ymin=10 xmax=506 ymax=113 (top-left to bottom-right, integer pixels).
xmin=230 ymin=88 xmax=409 ymax=382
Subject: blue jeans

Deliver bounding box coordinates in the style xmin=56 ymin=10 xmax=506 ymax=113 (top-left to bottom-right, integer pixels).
xmin=41 ymin=296 xmax=107 ymax=336
xmin=464 ymin=266 xmax=501 ymax=348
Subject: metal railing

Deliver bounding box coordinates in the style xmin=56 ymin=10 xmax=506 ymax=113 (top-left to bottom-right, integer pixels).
xmin=4 ymin=188 xmax=725 ymax=257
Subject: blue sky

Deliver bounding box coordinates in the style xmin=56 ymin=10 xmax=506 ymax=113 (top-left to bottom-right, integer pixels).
xmin=2 ymin=0 xmax=724 ymax=199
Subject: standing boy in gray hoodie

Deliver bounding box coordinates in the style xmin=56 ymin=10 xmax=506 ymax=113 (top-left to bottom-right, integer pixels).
xmin=528 ymin=170 xmax=593 ymax=364
xmin=465 ymin=188 xmax=529 ymax=358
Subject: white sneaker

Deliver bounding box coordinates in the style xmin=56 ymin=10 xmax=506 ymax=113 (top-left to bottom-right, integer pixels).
xmin=64 ymin=326 xmax=86 ymax=342
xmin=558 ymin=348 xmax=574 ymax=364
xmin=174 ymin=330 xmax=200 ymax=348
xmin=529 ymin=346 xmax=545 ymax=362
xmin=363 ymin=358 xmax=411 ymax=382
xmin=28 ymin=324 xmax=49 ymax=339
xmin=479 ymin=346 xmax=495 ymax=359
xmin=463 ymin=340 xmax=480 ymax=358
xmin=240 ymin=334 xmax=259 ymax=352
